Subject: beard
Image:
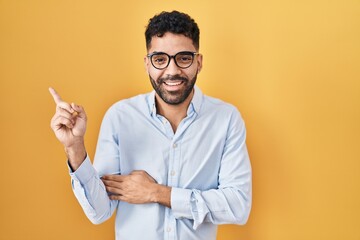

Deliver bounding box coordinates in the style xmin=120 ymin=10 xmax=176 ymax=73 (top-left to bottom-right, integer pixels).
xmin=149 ymin=73 xmax=197 ymax=105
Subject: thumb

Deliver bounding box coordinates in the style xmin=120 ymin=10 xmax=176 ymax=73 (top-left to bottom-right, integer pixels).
xmin=71 ymin=103 xmax=86 ymax=118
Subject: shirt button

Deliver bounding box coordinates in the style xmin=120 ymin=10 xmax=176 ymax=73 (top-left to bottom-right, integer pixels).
xmin=170 ymin=170 xmax=176 ymax=176
xmin=173 ymin=143 xmax=177 ymax=148
xmin=166 ymin=227 xmax=172 ymax=232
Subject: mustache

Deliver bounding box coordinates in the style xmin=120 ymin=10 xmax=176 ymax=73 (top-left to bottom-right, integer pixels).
xmin=159 ymin=75 xmax=188 ymax=83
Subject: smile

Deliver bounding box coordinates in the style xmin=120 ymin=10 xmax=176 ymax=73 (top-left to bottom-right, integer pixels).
xmin=164 ymin=81 xmax=183 ymax=86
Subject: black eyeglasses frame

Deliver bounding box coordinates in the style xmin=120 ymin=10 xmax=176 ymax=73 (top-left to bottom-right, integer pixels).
xmin=147 ymin=51 xmax=199 ymax=70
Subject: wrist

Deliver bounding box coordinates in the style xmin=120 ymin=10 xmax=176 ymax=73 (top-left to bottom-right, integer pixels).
xmin=150 ymin=184 xmax=171 ymax=208
xmin=65 ymin=141 xmax=86 ymax=171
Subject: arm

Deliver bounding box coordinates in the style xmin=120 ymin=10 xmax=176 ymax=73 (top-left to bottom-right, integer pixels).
xmin=49 ymin=88 xmax=116 ymax=224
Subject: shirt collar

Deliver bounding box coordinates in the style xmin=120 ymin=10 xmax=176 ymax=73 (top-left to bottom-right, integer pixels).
xmin=191 ymin=85 xmax=203 ymax=114
xmin=148 ymin=90 xmax=157 ymax=116
xmin=147 ymin=85 xmax=203 ymax=117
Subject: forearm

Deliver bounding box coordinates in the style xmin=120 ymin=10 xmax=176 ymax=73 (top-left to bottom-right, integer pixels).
xmin=70 ymin=157 xmax=117 ymax=224
xmin=171 ymin=185 xmax=252 ymax=229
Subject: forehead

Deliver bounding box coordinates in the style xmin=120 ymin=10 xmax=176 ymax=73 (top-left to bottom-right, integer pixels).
xmin=148 ymin=32 xmax=196 ymax=54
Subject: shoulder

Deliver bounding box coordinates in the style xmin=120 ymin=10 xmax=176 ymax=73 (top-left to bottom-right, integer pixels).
xmin=201 ymin=94 xmax=242 ymax=118
xmin=201 ymin=95 xmax=247 ymax=138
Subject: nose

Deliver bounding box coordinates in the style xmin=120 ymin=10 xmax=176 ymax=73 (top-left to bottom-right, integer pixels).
xmin=165 ymin=57 xmax=181 ymax=75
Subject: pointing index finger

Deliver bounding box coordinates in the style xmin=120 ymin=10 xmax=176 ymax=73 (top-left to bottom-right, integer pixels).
xmin=49 ymin=87 xmax=63 ymax=104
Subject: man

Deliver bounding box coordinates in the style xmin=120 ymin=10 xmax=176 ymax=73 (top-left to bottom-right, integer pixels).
xmin=50 ymin=10 xmax=252 ymax=240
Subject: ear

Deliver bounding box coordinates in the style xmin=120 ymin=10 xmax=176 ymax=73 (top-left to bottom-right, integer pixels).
xmin=196 ymin=53 xmax=203 ymax=73
xmin=144 ymin=56 xmax=150 ymax=74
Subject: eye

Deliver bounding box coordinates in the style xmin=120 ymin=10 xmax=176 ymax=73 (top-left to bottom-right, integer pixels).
xmin=177 ymin=55 xmax=193 ymax=63
xmin=152 ymin=55 xmax=167 ymax=65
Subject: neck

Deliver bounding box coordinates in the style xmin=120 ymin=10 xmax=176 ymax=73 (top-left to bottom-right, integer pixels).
xmin=155 ymin=90 xmax=194 ymax=132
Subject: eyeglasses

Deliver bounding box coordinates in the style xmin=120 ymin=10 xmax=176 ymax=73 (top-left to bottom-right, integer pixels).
xmin=147 ymin=51 xmax=199 ymax=70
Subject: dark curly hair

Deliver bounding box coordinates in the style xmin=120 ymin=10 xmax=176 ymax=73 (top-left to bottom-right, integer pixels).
xmin=145 ymin=11 xmax=200 ymax=50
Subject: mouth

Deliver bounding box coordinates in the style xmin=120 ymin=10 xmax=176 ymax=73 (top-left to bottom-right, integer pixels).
xmin=163 ymin=80 xmax=184 ymax=86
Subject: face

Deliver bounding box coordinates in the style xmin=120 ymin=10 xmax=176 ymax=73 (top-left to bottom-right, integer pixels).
xmin=145 ymin=32 xmax=202 ymax=105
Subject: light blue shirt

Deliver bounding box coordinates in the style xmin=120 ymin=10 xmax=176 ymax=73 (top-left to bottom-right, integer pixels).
xmin=70 ymin=86 xmax=252 ymax=240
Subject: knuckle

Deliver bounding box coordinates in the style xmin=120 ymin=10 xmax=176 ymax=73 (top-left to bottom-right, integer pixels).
xmin=50 ymin=115 xmax=56 ymax=123
xmin=137 ymin=170 xmax=146 ymax=175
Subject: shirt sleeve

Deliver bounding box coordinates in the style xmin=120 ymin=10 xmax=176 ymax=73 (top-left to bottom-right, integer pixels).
xmin=69 ymin=157 xmax=118 ymax=224
xmin=170 ymin=109 xmax=252 ymax=230
xmin=69 ymin=107 xmax=120 ymax=224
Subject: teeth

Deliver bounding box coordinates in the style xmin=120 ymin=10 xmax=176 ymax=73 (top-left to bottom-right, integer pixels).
xmin=165 ymin=81 xmax=182 ymax=86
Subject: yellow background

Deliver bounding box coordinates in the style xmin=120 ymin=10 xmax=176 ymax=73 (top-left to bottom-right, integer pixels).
xmin=0 ymin=0 xmax=359 ymax=239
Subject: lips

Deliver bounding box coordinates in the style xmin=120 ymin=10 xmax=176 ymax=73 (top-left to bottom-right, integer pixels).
xmin=164 ymin=80 xmax=183 ymax=86
xmin=162 ymin=80 xmax=185 ymax=92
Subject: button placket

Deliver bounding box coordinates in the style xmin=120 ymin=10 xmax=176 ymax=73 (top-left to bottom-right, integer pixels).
xmin=164 ymin=210 xmax=177 ymax=240
xmin=169 ymin=140 xmax=181 ymax=187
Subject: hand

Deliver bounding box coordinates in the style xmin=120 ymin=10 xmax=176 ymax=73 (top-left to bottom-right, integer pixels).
xmin=102 ymin=171 xmax=161 ymax=204
xmin=49 ymin=87 xmax=87 ymax=169
xmin=49 ymin=87 xmax=87 ymax=148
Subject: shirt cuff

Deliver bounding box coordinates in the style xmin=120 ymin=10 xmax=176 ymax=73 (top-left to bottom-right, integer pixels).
xmin=171 ymin=187 xmax=193 ymax=219
xmin=68 ymin=156 xmax=97 ymax=185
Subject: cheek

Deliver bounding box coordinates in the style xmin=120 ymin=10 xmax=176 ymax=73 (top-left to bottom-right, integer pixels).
xmin=148 ymin=68 xmax=161 ymax=80
xmin=184 ymin=67 xmax=198 ymax=80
